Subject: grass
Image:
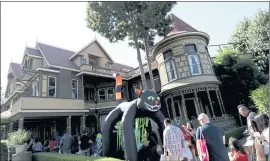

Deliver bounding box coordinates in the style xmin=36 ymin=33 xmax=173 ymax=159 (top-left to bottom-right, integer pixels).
xmin=33 ymin=152 xmax=123 ymax=161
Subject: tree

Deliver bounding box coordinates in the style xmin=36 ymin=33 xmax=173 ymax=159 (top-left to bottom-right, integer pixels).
xmin=213 ymin=48 xmax=268 ymax=116
xmin=251 ymin=84 xmax=269 ymax=114
xmin=231 ymin=10 xmax=269 ymax=74
xmin=86 ymin=2 xmax=175 ymax=90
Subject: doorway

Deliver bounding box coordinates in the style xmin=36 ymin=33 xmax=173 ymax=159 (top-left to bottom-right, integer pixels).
xmin=185 ymin=98 xmax=197 ymax=120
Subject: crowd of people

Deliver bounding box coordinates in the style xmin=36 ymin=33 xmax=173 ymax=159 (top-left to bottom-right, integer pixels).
xmin=25 ymin=130 xmax=101 ymax=156
xmin=23 ymin=104 xmax=269 ymax=161
xmin=160 ymin=104 xmax=269 ymax=161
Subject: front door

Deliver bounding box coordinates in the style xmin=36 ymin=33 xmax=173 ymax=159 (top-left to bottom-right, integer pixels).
xmin=185 ymin=98 xmax=197 ymax=120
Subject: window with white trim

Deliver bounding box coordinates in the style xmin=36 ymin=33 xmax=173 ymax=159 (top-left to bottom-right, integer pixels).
xmin=105 ymin=63 xmax=111 ymax=69
xmin=98 ymin=88 xmax=106 ymax=101
xmin=163 ymin=50 xmax=177 ymax=81
xmin=72 ymin=80 xmax=78 ymax=99
xmin=81 ymin=58 xmax=86 ymax=65
xmin=187 ymin=55 xmax=202 ymax=75
xmin=107 ymin=87 xmax=114 ymax=100
xmin=48 ymin=76 xmax=56 ymax=97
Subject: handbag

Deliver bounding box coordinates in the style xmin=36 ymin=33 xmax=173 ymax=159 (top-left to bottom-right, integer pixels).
xmin=197 ymin=127 xmax=209 ymax=161
xmin=151 ymin=136 xmax=163 ymax=155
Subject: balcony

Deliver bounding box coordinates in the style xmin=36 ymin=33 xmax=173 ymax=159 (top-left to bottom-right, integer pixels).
xmin=79 ymin=61 xmax=157 ymax=79
xmin=84 ymin=100 xmax=120 ymax=109
xmin=79 ymin=64 xmax=128 ymax=78
xmin=10 ymin=97 xmax=85 ymax=114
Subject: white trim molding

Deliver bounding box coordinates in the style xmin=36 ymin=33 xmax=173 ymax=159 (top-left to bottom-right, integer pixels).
xmin=37 ymin=68 xmax=60 ymax=73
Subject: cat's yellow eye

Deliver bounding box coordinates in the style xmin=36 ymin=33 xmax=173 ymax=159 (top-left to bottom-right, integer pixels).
xmin=147 ymin=96 xmax=154 ymax=101
xmin=157 ymin=97 xmax=160 ymax=101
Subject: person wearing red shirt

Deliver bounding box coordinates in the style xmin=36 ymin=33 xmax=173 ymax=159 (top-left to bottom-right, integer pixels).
xmin=181 ymin=123 xmax=197 ymax=161
xmin=229 ymin=137 xmax=248 ymax=161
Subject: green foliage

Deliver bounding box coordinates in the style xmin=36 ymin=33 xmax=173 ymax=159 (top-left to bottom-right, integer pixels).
xmin=214 ymin=48 xmax=268 ymax=115
xmin=214 ymin=47 xmax=239 ymax=65
xmin=251 ymin=84 xmax=269 ymax=113
xmin=224 ymin=126 xmax=246 ymax=146
xmin=0 ymin=142 xmax=8 ymax=161
xmin=231 ymin=10 xmax=269 ymax=74
xmin=33 ymin=152 xmax=123 ymax=161
xmin=8 ymin=130 xmax=29 ymax=145
xmin=116 ymin=118 xmax=149 ymax=150
xmin=85 ymin=2 xmax=176 ymax=89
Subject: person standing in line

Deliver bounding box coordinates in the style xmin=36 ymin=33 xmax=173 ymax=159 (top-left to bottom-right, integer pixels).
xmin=196 ymin=113 xmax=229 ymax=161
xmin=163 ymin=118 xmax=185 ymax=161
xmin=32 ymin=138 xmax=43 ymax=153
xmin=238 ymin=105 xmax=257 ymax=161
xmin=60 ymin=130 xmax=73 ymax=154
xmin=78 ymin=130 xmax=91 ymax=156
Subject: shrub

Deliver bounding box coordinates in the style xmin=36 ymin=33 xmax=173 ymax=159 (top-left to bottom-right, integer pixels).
xmin=0 ymin=141 xmax=8 ymax=161
xmin=251 ymin=84 xmax=269 ymax=114
xmin=224 ymin=126 xmax=246 ymax=146
xmin=33 ymin=152 xmax=123 ymax=161
xmin=8 ymin=130 xmax=29 ymax=145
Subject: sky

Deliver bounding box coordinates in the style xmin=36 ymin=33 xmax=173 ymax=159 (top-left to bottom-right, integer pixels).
xmin=1 ymin=2 xmax=268 ymax=91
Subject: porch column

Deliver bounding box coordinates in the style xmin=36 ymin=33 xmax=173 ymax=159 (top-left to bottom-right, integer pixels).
xmin=206 ymin=89 xmax=215 ymax=117
xmin=80 ymin=115 xmax=86 ymax=132
xmin=180 ymin=93 xmax=188 ymax=121
xmin=170 ymin=97 xmax=177 ymax=119
xmin=66 ymin=116 xmax=71 ymax=134
xmin=164 ymin=99 xmax=171 ymax=119
xmin=193 ymin=91 xmax=200 ymax=116
xmin=18 ymin=118 xmax=24 ymax=130
xmin=217 ymin=89 xmax=226 ymax=115
xmin=215 ymin=89 xmax=224 ymax=116
xmin=9 ymin=122 xmax=13 ymax=133
xmin=82 ymin=75 xmax=84 ymax=100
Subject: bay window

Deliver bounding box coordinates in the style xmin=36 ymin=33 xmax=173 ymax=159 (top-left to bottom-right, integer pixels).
xmin=185 ymin=44 xmax=202 ymax=75
xmin=163 ymin=50 xmax=177 ymax=81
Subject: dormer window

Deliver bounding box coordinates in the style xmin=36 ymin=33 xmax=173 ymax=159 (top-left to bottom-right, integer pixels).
xmin=81 ymin=58 xmax=86 ymax=65
xmin=163 ymin=50 xmax=177 ymax=81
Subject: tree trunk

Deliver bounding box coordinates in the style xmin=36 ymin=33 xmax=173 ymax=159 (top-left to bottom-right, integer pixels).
xmin=133 ymin=32 xmax=148 ymax=90
xmin=144 ymin=33 xmax=155 ymax=90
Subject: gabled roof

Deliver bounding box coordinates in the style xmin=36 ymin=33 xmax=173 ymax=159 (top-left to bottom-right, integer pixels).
xmin=26 ymin=47 xmax=43 ymax=57
xmin=8 ymin=62 xmax=22 ymax=78
xmin=168 ymin=14 xmax=198 ymax=36
xmin=69 ymin=38 xmax=114 ymax=62
xmin=36 ymin=42 xmax=79 ymax=70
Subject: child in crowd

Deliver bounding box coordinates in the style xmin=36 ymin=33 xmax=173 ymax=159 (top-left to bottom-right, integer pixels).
xmin=229 ymin=137 xmax=248 ymax=161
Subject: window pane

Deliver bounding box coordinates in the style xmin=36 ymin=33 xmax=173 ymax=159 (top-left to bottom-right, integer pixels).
xmin=165 ymin=61 xmax=172 ymax=71
xmin=188 ymin=55 xmax=201 ymax=75
xmin=163 ymin=50 xmax=173 ymax=60
xmin=72 ymin=89 xmax=78 ymax=98
xmin=154 ymin=77 xmax=161 ymax=91
xmin=107 ymin=88 xmax=114 ymax=100
xmin=72 ymin=80 xmax=77 ymax=89
xmin=81 ymin=58 xmax=86 ymax=65
xmin=49 ymin=77 xmax=56 ymax=86
xmin=48 ymin=87 xmax=55 ymax=97
xmin=184 ymin=44 xmax=196 ymax=53
xmin=99 ymin=89 xmax=105 ymax=95
xmin=99 ymin=95 xmax=105 ymax=100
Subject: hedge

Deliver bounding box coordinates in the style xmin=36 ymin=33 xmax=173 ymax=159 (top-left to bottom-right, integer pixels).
xmin=33 ymin=152 xmax=123 ymax=161
xmin=224 ymin=126 xmax=246 ymax=146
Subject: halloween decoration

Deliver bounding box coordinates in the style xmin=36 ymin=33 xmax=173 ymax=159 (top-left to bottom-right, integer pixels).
xmin=102 ymin=73 xmax=166 ymax=161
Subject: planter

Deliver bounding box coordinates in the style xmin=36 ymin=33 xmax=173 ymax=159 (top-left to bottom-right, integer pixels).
xmin=15 ymin=145 xmax=25 ymax=154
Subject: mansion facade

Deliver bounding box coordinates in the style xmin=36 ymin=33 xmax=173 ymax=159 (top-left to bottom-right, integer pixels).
xmin=0 ymin=14 xmax=236 ymax=140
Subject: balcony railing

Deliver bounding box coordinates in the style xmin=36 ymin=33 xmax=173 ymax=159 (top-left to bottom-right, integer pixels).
xmin=80 ymin=61 xmax=157 ymax=79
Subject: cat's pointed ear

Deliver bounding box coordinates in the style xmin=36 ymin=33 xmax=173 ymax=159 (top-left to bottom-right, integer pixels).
xmin=135 ymin=88 xmax=142 ymax=96
xmin=152 ymin=88 xmax=155 ymax=92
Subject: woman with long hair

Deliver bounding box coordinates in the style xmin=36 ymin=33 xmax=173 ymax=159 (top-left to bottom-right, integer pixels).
xmin=252 ymin=113 xmax=269 ymax=161
xmin=229 ymin=137 xmax=248 ymax=161
xmin=182 ymin=122 xmax=197 ymax=161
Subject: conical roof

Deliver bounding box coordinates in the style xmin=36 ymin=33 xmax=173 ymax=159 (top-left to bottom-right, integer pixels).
xmin=168 ymin=13 xmax=198 ymax=35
